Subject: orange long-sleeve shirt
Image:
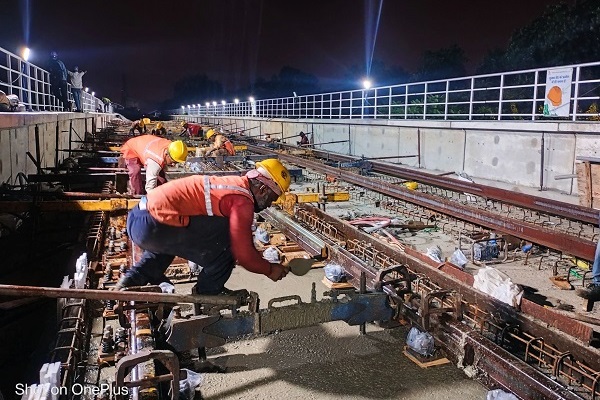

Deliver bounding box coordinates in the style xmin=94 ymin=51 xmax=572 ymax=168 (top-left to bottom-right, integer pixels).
xmin=145 ymin=175 xmax=271 ymax=275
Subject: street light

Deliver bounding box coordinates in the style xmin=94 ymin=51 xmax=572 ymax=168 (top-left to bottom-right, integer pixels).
xmin=361 ymin=79 xmax=373 ymax=119
xmin=21 ymin=47 xmax=31 ymax=110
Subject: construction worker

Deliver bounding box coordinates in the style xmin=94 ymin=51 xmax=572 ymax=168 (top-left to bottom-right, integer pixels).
xmin=153 ymin=122 xmax=167 ymax=136
xmin=298 ymin=131 xmax=310 ymax=146
xmin=180 ymin=121 xmax=204 ymax=138
xmin=115 ymin=159 xmax=291 ymax=293
xmin=201 ymin=128 xmax=235 ymax=157
xmin=130 ymin=118 xmax=150 ymax=135
xmin=120 ymin=135 xmax=188 ymax=195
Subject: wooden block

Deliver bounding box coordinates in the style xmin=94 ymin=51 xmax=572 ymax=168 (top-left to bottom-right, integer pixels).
xmin=403 ymin=346 xmax=450 ymax=368
xmin=321 ymin=276 xmax=354 ymax=289
xmin=549 ymin=276 xmax=573 ymax=290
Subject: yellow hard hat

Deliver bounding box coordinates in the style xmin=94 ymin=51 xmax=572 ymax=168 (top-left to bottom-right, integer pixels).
xmin=180 ymin=121 xmax=187 ymax=128
xmin=404 ymin=181 xmax=418 ymax=190
xmin=142 ymin=117 xmax=151 ymax=125
xmin=206 ymin=129 xmax=215 ymax=139
xmin=156 ymin=122 xmax=164 ymax=130
xmin=256 ymin=159 xmax=291 ymax=194
xmin=168 ymin=140 xmax=188 ymax=163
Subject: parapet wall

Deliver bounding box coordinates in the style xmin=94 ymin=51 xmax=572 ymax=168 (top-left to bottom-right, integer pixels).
xmin=185 ymin=116 xmax=600 ymax=196
xmin=0 ymin=113 xmax=112 ymax=185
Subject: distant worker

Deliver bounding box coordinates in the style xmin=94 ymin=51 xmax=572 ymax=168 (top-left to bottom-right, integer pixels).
xmin=119 ymin=135 xmax=188 ymax=195
xmin=67 ymin=66 xmax=86 ymax=112
xmin=297 ymin=131 xmax=310 ymax=146
xmin=180 ymin=121 xmax=204 ymax=138
xmin=202 ymin=128 xmax=235 ymax=157
xmin=48 ymin=51 xmax=69 ymax=111
xmin=153 ymin=122 xmax=167 ymax=136
xmin=130 ymin=118 xmax=150 ymax=135
xmin=114 ymin=159 xmax=291 ymax=293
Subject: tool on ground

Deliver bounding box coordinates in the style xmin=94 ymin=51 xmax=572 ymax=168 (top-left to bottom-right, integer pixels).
xmin=287 ymin=258 xmax=314 ymax=276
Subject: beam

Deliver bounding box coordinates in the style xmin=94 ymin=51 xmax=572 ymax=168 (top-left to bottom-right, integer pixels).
xmin=0 ymin=199 xmax=140 ymax=212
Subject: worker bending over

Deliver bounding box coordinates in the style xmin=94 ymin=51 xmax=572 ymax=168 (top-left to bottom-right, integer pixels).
xmin=130 ymin=118 xmax=150 ymax=135
xmin=120 ymin=135 xmax=188 ymax=195
xmin=153 ymin=122 xmax=167 ymax=136
xmin=199 ymin=129 xmax=235 ymax=157
xmin=297 ymin=131 xmax=310 ymax=146
xmin=180 ymin=121 xmax=204 ymax=138
xmin=115 ymin=159 xmax=291 ymax=293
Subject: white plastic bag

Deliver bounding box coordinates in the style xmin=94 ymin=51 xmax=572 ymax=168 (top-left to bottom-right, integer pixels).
xmin=486 ymin=388 xmax=518 ymax=400
xmin=450 ymin=249 xmax=468 ymax=269
xmin=262 ymin=246 xmax=280 ymax=263
xmin=473 ymin=266 xmax=523 ymax=307
xmin=425 ymin=245 xmax=443 ymax=263
xmin=179 ymin=368 xmax=203 ymax=400
xmin=324 ymin=262 xmax=345 ymax=282
xmin=255 ymin=227 xmax=270 ymax=244
xmin=406 ymin=326 xmax=434 ymax=356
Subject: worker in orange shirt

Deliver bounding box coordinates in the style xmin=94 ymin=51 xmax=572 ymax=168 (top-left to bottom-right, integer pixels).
xmin=114 ymin=159 xmax=291 ymax=293
xmin=120 ymin=135 xmax=188 ymax=195
xmin=180 ymin=121 xmax=204 ymax=138
xmin=199 ymin=128 xmax=235 ymax=157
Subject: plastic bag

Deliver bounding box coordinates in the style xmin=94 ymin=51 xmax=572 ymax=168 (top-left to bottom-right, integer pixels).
xmin=324 ymin=262 xmax=345 ymax=282
xmin=159 ymin=282 xmax=175 ymax=294
xmin=188 ymin=261 xmax=202 ymax=274
xmin=255 ymin=227 xmax=270 ymax=244
xmin=450 ymin=249 xmax=468 ymax=269
xmin=473 ymin=266 xmax=523 ymax=307
xmin=486 ymin=389 xmax=518 ymax=400
xmin=262 ymin=246 xmax=280 ymax=263
xmin=179 ymin=368 xmax=203 ymax=400
xmin=406 ymin=326 xmax=434 ymax=356
xmin=426 ymin=245 xmax=443 ymax=263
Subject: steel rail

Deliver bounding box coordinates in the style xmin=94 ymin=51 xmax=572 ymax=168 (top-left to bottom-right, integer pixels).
xmin=306 ymin=146 xmax=600 ymax=225
xmin=249 ymin=145 xmax=596 ymax=261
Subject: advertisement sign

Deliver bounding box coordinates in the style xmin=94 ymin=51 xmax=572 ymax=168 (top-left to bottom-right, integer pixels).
xmin=543 ymin=68 xmax=573 ymax=117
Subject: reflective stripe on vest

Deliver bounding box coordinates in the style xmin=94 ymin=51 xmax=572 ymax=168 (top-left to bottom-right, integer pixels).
xmin=143 ymin=138 xmax=165 ymax=165
xmin=203 ymin=175 xmax=251 ymax=216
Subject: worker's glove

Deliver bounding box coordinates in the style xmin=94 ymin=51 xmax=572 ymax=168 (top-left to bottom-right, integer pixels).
xmin=267 ymin=263 xmax=289 ymax=282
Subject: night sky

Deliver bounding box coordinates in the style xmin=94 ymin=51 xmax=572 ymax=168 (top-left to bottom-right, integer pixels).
xmin=0 ymin=0 xmax=573 ymax=110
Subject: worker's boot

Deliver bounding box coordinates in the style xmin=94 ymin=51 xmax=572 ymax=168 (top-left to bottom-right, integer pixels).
xmin=576 ymin=283 xmax=600 ymax=300
xmin=112 ymin=275 xmax=138 ymax=291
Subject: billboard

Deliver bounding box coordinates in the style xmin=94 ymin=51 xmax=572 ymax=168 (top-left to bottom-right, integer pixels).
xmin=543 ymin=68 xmax=573 ymax=117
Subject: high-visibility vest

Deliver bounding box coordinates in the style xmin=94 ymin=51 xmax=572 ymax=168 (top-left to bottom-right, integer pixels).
xmin=146 ymin=175 xmax=253 ymax=227
xmin=223 ymin=140 xmax=235 ymax=156
xmin=121 ymin=135 xmax=170 ymax=167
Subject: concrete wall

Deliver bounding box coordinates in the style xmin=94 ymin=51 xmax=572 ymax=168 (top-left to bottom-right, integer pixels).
xmin=0 ymin=113 xmax=112 ymax=185
xmin=191 ymin=116 xmax=600 ymax=195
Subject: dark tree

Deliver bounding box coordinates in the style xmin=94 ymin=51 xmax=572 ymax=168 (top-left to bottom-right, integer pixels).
xmin=413 ymin=45 xmax=468 ymax=81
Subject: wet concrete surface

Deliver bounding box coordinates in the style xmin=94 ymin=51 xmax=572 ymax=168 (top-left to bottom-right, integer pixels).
xmin=180 ymin=267 xmax=487 ymax=400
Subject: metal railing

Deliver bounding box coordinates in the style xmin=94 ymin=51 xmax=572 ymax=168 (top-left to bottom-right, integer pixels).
xmin=0 ymin=45 xmax=104 ymax=112
xmin=172 ymin=61 xmax=600 ymax=122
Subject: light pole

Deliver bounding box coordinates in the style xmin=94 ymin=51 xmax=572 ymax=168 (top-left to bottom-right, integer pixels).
xmin=21 ymin=47 xmax=32 ymax=111
xmin=362 ymin=79 xmax=372 ymax=119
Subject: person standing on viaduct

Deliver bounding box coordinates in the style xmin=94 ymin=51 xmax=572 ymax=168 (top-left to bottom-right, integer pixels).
xmin=48 ymin=51 xmax=69 ymax=111
xmin=120 ymin=135 xmax=188 ymax=195
xmin=67 ymin=66 xmax=86 ymax=112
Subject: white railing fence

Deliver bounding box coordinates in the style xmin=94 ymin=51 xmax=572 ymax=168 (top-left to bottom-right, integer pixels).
xmin=171 ymin=61 xmax=600 ymax=122
xmin=0 ymin=46 xmax=105 ymax=112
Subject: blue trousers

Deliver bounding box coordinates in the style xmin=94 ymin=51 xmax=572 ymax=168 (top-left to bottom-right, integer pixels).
xmin=125 ymin=206 xmax=235 ymax=294
xmin=593 ymin=239 xmax=600 ymax=286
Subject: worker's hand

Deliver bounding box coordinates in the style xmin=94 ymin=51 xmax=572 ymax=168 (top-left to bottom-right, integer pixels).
xmin=267 ymin=263 xmax=289 ymax=282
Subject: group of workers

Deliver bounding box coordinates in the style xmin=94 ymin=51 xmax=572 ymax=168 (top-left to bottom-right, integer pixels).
xmin=116 ymin=121 xmax=292 ymax=294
